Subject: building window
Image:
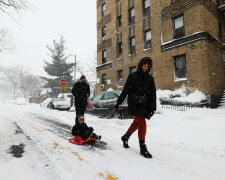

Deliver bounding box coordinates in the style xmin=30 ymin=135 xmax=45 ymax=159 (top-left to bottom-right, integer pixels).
xmin=102 ymin=74 xmax=106 ymax=84
xmin=217 ymin=0 xmax=220 ymax=6
xmin=219 ymin=22 xmax=222 ymax=37
xmin=117 ymin=15 xmax=122 ymax=27
xmin=143 ymin=0 xmax=150 ymax=17
xmin=118 ymin=42 xmax=123 ymax=55
xmin=130 ymin=37 xmax=136 ymax=55
xmin=129 ymin=66 xmax=136 ymax=74
xmin=102 ymin=3 xmax=106 ymax=18
xmin=221 ymin=51 xmax=225 ymax=61
xmin=129 ymin=7 xmax=135 ymax=26
xmin=117 ymin=70 xmax=123 ymax=82
xmin=174 ymin=54 xmax=187 ymax=81
xmin=102 ymin=50 xmax=107 ymax=64
xmin=173 ymin=14 xmax=185 ymax=39
xmin=102 ymin=26 xmax=106 ymax=41
xmin=144 ymin=30 xmax=151 ymax=49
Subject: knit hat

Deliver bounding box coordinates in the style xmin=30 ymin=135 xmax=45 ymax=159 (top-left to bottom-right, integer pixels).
xmin=78 ymin=116 xmax=84 ymax=122
xmin=80 ymin=75 xmax=86 ymax=79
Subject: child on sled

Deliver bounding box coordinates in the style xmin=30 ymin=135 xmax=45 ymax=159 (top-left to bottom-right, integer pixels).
xmin=71 ymin=116 xmax=101 ymax=140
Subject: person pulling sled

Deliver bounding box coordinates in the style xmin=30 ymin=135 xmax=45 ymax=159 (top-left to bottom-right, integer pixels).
xmin=114 ymin=57 xmax=156 ymax=158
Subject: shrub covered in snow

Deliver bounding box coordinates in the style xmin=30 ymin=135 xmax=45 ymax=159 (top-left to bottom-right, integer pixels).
xmin=157 ymin=86 xmax=208 ymax=104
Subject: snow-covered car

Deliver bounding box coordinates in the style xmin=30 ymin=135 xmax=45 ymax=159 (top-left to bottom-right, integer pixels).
xmin=40 ymin=97 xmax=71 ymax=111
xmin=57 ymin=93 xmax=74 ymax=107
xmin=86 ymin=89 xmax=130 ymax=119
xmin=15 ymin=97 xmax=27 ymax=105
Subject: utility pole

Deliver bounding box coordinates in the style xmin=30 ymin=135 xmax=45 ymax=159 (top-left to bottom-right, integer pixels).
xmin=74 ymin=55 xmax=77 ymax=83
xmin=69 ymin=54 xmax=77 ymax=83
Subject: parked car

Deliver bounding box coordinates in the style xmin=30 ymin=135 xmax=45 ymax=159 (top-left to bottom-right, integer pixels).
xmin=86 ymin=89 xmax=130 ymax=119
xmin=40 ymin=97 xmax=71 ymax=111
xmin=15 ymin=97 xmax=27 ymax=105
xmin=57 ymin=93 xmax=74 ymax=107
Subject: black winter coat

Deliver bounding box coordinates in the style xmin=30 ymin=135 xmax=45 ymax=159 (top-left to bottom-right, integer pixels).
xmin=117 ymin=57 xmax=156 ymax=119
xmin=71 ymin=123 xmax=93 ymax=140
xmin=71 ymin=80 xmax=90 ymax=115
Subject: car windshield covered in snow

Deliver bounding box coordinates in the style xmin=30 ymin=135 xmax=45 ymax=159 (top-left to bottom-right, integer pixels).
xmin=40 ymin=97 xmax=72 ymax=111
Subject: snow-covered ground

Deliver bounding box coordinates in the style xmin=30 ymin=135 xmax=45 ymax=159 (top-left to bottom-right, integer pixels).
xmin=0 ymin=102 xmax=225 ymax=180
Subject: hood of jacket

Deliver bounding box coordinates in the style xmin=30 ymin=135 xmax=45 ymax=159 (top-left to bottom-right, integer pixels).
xmin=75 ymin=78 xmax=89 ymax=84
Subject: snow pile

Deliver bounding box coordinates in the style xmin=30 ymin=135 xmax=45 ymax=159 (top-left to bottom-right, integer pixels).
xmin=173 ymin=90 xmax=206 ymax=103
xmin=157 ymin=86 xmax=207 ymax=103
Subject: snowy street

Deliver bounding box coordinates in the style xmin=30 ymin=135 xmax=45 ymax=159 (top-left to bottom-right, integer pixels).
xmin=0 ymin=103 xmax=225 ymax=180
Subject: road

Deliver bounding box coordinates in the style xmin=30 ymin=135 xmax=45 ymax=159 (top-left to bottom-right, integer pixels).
xmin=0 ymin=103 xmax=225 ymax=180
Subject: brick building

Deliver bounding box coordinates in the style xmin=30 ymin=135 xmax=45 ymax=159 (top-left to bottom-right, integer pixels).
xmin=96 ymin=0 xmax=225 ymax=107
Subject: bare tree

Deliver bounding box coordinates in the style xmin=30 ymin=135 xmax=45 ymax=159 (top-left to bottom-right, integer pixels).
xmin=0 ymin=0 xmax=31 ymax=14
xmin=78 ymin=52 xmax=97 ymax=82
xmin=0 ymin=28 xmax=12 ymax=53
xmin=20 ymin=73 xmax=45 ymax=99
xmin=4 ymin=66 xmax=20 ymax=99
xmin=3 ymin=65 xmax=46 ymax=99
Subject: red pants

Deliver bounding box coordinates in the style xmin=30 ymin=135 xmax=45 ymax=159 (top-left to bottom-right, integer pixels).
xmin=127 ymin=116 xmax=146 ymax=141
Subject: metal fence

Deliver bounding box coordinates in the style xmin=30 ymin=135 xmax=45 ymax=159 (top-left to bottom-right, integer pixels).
xmin=160 ymin=98 xmax=210 ymax=111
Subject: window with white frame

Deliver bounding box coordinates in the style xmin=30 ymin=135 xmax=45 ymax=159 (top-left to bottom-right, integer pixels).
xmin=221 ymin=51 xmax=225 ymax=61
xmin=174 ymin=54 xmax=187 ymax=81
xmin=129 ymin=7 xmax=135 ymax=26
xmin=117 ymin=15 xmax=122 ymax=27
xmin=129 ymin=66 xmax=136 ymax=74
xmin=102 ymin=3 xmax=106 ymax=18
xmin=102 ymin=74 xmax=106 ymax=84
xmin=143 ymin=0 xmax=150 ymax=17
xmin=117 ymin=70 xmax=123 ymax=82
xmin=130 ymin=36 xmax=136 ymax=54
xmin=144 ymin=30 xmax=151 ymax=49
xmin=173 ymin=14 xmax=185 ymax=39
xmin=102 ymin=50 xmax=107 ymax=64
xmin=102 ymin=26 xmax=106 ymax=41
xmin=118 ymin=42 xmax=122 ymax=55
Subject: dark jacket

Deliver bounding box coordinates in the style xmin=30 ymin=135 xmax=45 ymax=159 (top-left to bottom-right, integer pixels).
xmin=72 ymin=79 xmax=90 ymax=101
xmin=117 ymin=57 xmax=156 ymax=119
xmin=71 ymin=79 xmax=90 ymax=115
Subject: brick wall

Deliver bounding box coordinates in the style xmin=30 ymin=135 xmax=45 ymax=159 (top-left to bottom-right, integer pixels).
xmin=96 ymin=0 xmax=225 ymax=101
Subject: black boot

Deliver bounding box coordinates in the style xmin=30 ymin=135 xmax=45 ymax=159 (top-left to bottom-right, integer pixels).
xmin=91 ymin=133 xmax=101 ymax=140
xmin=139 ymin=140 xmax=152 ymax=158
xmin=121 ymin=132 xmax=131 ymax=148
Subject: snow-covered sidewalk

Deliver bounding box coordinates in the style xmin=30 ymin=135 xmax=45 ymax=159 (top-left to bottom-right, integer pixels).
xmin=0 ymin=102 xmax=225 ymax=180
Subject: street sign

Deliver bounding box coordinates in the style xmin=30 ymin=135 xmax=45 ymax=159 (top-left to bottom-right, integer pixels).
xmin=60 ymin=79 xmax=67 ymax=86
xmin=60 ymin=86 xmax=66 ymax=92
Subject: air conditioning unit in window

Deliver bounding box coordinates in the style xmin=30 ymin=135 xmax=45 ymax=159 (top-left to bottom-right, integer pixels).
xmin=101 ymin=84 xmax=105 ymax=90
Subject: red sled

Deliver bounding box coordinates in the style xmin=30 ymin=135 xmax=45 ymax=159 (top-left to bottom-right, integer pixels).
xmin=69 ymin=136 xmax=96 ymax=145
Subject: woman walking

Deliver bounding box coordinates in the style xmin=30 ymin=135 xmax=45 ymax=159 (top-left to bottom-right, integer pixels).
xmin=114 ymin=57 xmax=156 ymax=158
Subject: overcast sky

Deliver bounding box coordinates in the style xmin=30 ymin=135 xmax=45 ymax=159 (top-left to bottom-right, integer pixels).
xmin=0 ymin=0 xmax=97 ymax=77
